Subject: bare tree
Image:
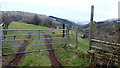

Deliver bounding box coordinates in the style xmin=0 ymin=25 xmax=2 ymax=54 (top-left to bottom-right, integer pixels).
xmin=2 ymin=15 xmax=12 ymax=35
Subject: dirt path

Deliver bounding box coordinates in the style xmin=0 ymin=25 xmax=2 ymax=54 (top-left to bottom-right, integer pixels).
xmin=6 ymin=35 xmax=31 ymax=66
xmin=4 ymin=34 xmax=62 ymax=67
xmin=44 ymin=35 xmax=62 ymax=68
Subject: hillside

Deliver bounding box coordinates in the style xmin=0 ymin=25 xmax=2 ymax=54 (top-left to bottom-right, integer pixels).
xmin=49 ymin=16 xmax=77 ymax=25
xmin=2 ymin=11 xmax=76 ymax=29
xmin=79 ymin=19 xmax=119 ymax=35
xmin=2 ymin=22 xmax=89 ymax=66
xmin=2 ymin=11 xmax=48 ymax=21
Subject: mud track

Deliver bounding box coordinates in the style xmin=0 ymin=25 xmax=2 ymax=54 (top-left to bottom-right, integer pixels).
xmin=44 ymin=35 xmax=62 ymax=68
xmin=6 ymin=35 xmax=31 ymax=66
xmin=4 ymin=34 xmax=62 ymax=67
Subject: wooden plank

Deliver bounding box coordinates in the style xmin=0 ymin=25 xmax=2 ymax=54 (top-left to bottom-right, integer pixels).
xmin=88 ymin=49 xmax=119 ymax=65
xmin=95 ymin=50 xmax=119 ymax=64
xmin=91 ymin=39 xmax=120 ymax=47
xmin=91 ymin=42 xmax=119 ymax=52
xmin=95 ymin=50 xmax=118 ymax=58
xmin=95 ymin=57 xmax=117 ymax=65
xmin=93 ymin=52 xmax=119 ymax=65
xmin=88 ymin=49 xmax=119 ymax=59
xmin=91 ymin=46 xmax=120 ymax=55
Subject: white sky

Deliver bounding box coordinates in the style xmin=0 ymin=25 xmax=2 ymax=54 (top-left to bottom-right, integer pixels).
xmin=1 ymin=0 xmax=119 ymax=24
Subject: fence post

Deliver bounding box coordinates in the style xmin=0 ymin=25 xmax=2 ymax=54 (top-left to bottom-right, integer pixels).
xmin=66 ymin=28 xmax=69 ymax=47
xmin=63 ymin=24 xmax=65 ymax=37
xmin=66 ymin=25 xmax=69 ymax=39
xmin=118 ymin=2 xmax=120 ymax=66
xmin=38 ymin=30 xmax=40 ymax=39
xmin=62 ymin=27 xmax=68 ymax=48
xmin=0 ymin=26 xmax=2 ymax=68
xmin=89 ymin=5 xmax=95 ymax=50
xmin=72 ymin=25 xmax=74 ymax=30
xmin=76 ymin=25 xmax=78 ymax=48
xmin=89 ymin=5 xmax=97 ymax=66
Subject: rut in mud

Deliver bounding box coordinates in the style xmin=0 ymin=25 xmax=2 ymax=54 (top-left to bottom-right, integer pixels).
xmin=4 ymin=34 xmax=62 ymax=67
xmin=44 ymin=35 xmax=62 ymax=67
xmin=6 ymin=35 xmax=31 ymax=66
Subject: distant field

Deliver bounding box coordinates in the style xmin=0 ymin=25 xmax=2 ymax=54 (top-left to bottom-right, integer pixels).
xmin=2 ymin=22 xmax=89 ymax=66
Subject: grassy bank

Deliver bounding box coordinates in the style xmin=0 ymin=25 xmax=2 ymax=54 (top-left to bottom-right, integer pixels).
xmin=3 ymin=22 xmax=89 ymax=66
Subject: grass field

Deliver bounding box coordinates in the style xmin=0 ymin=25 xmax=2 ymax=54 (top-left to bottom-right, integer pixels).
xmin=2 ymin=21 xmax=89 ymax=66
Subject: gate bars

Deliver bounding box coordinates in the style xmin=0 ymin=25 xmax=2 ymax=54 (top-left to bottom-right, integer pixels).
xmin=0 ymin=29 xmax=68 ymax=56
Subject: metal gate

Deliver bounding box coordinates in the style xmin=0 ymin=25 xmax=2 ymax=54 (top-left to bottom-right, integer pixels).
xmin=0 ymin=29 xmax=68 ymax=56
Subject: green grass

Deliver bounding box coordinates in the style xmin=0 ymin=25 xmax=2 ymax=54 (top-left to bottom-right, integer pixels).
xmin=3 ymin=21 xmax=90 ymax=66
xmin=68 ymin=31 xmax=89 ymax=52
xmin=55 ymin=30 xmax=89 ymax=66
xmin=52 ymin=20 xmax=61 ymax=24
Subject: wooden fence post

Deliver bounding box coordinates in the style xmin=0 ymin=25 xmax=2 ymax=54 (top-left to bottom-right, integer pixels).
xmin=117 ymin=25 xmax=120 ymax=66
xmin=89 ymin=5 xmax=97 ymax=66
xmin=117 ymin=2 xmax=120 ymax=66
xmin=72 ymin=25 xmax=74 ymax=30
xmin=89 ymin=21 xmax=97 ymax=66
xmin=38 ymin=30 xmax=40 ymax=39
xmin=76 ymin=25 xmax=78 ymax=48
xmin=89 ymin=5 xmax=95 ymax=50
xmin=63 ymin=24 xmax=65 ymax=37
xmin=66 ymin=25 xmax=69 ymax=39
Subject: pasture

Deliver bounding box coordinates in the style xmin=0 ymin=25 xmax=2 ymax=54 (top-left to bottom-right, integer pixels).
xmin=2 ymin=22 xmax=89 ymax=66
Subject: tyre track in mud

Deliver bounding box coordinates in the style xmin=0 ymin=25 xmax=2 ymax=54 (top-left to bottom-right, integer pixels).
xmin=6 ymin=35 xmax=31 ymax=66
xmin=4 ymin=34 xmax=62 ymax=67
xmin=44 ymin=35 xmax=62 ymax=68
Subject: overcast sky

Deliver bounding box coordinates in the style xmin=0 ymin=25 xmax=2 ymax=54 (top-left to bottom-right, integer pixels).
xmin=1 ymin=0 xmax=119 ymax=24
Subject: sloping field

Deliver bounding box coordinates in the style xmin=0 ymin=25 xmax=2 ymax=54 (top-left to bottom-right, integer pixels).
xmin=2 ymin=22 xmax=89 ymax=67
